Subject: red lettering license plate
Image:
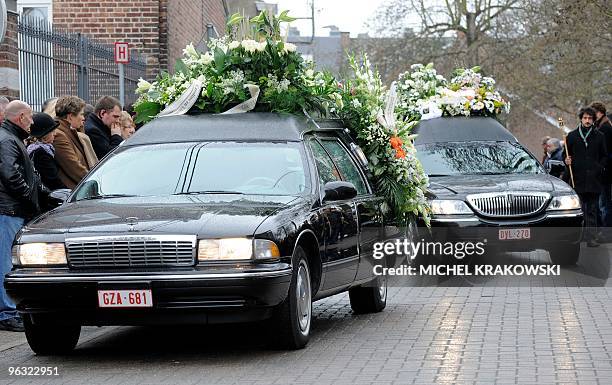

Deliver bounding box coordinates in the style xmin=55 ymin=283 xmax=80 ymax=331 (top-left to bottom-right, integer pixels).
xmin=498 ymin=228 xmax=531 ymax=240
xmin=97 ymin=290 xmax=153 ymax=308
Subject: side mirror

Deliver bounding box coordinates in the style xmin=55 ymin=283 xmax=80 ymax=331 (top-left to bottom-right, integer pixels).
xmin=323 ymin=181 xmax=357 ymax=202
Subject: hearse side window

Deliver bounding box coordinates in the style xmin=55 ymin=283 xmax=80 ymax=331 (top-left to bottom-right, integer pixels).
xmin=319 ymin=139 xmax=368 ymax=195
xmin=309 ymin=140 xmax=342 ymax=188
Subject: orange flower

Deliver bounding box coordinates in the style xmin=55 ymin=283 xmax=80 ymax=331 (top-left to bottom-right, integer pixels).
xmin=395 ymin=148 xmax=406 ymax=159
xmin=390 ymin=136 xmax=403 ymax=150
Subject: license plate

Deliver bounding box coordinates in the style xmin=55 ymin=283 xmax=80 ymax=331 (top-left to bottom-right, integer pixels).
xmin=498 ymin=228 xmax=531 ymax=240
xmin=97 ymin=289 xmax=153 ymax=308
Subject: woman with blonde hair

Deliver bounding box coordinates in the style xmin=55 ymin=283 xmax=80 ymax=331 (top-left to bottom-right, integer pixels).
xmin=117 ymin=110 xmax=135 ymax=139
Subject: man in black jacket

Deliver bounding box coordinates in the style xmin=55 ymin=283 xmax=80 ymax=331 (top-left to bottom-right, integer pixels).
xmin=0 ymin=101 xmax=39 ymax=331
xmin=591 ymin=102 xmax=612 ymax=228
xmin=84 ymin=96 xmax=123 ymax=159
xmin=564 ymin=107 xmax=607 ymax=247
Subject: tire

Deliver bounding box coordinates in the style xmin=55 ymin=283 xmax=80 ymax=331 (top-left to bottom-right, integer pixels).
xmin=548 ymin=242 xmax=581 ymax=266
xmin=349 ymin=272 xmax=387 ymax=314
xmin=24 ymin=317 xmax=80 ymax=355
xmin=271 ymin=246 xmax=312 ymax=349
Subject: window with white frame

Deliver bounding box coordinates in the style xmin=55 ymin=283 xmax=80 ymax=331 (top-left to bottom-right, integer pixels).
xmin=17 ymin=0 xmax=54 ymax=111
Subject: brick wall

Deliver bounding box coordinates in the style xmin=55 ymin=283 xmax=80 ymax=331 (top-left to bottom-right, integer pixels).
xmin=0 ymin=11 xmax=20 ymax=98
xmin=51 ymin=0 xmax=227 ymax=76
xmin=52 ymin=0 xmax=161 ymax=78
xmin=166 ymin=0 xmax=226 ymax=72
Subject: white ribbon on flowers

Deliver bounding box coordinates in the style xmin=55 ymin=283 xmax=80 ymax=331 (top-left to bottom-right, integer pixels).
xmin=377 ymin=81 xmax=398 ymax=133
xmin=419 ymin=100 xmax=443 ymax=120
xmin=157 ymin=80 xmax=204 ymax=118
xmin=221 ymin=84 xmax=260 ymax=114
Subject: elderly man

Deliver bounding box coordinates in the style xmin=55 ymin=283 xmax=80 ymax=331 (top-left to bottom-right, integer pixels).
xmin=0 ymin=96 xmax=9 ymax=122
xmin=544 ymin=137 xmax=564 ymax=178
xmin=0 ymin=101 xmax=42 ymax=331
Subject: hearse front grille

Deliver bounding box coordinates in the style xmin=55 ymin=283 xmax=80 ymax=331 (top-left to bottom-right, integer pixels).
xmin=66 ymin=235 xmax=197 ymax=268
xmin=466 ymin=192 xmax=550 ymax=218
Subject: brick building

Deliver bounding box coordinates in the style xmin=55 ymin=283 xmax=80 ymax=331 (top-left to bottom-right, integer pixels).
xmin=1 ymin=0 xmax=228 ymax=99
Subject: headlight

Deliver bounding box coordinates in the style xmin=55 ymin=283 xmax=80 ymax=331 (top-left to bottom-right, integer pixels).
xmin=12 ymin=243 xmax=67 ymax=265
xmin=547 ymin=194 xmax=581 ymax=211
xmin=430 ymin=199 xmax=473 ymax=215
xmin=197 ymin=238 xmax=280 ymax=261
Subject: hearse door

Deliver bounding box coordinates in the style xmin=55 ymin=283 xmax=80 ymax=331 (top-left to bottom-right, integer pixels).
xmin=308 ymin=138 xmax=359 ymax=290
xmin=319 ymin=138 xmax=383 ymax=282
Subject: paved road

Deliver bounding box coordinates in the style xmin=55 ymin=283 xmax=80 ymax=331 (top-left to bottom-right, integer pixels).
xmin=0 ymin=246 xmax=611 ymax=385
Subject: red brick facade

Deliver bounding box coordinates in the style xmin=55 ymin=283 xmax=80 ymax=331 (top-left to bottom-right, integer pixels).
xmin=0 ymin=11 xmax=19 ymax=98
xmin=51 ymin=0 xmax=226 ymax=77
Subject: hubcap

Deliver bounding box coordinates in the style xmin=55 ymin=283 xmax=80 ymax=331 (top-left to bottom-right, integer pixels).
xmin=378 ymin=275 xmax=387 ymax=302
xmin=296 ymin=261 xmax=311 ymax=334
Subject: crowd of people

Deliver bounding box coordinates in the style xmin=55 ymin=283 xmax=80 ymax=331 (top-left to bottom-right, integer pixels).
xmin=541 ymin=103 xmax=612 ymax=247
xmin=0 ymin=95 xmax=136 ymax=332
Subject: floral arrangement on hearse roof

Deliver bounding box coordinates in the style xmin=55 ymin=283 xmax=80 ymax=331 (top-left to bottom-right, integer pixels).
xmin=133 ymin=11 xmax=509 ymax=226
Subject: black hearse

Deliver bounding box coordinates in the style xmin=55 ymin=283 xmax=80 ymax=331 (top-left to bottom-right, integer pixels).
xmin=6 ymin=113 xmax=392 ymax=353
xmin=415 ymin=116 xmax=583 ymax=265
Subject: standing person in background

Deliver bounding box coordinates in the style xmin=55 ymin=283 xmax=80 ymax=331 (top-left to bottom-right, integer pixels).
xmin=27 ymin=113 xmax=66 ymax=190
xmin=564 ymin=107 xmax=607 ymax=247
xmin=591 ymin=102 xmax=612 ymax=229
xmin=0 ymin=97 xmax=9 ymax=123
xmin=85 ymin=96 xmax=122 ymax=159
xmin=41 ymin=97 xmax=58 ymax=117
xmin=544 ymin=138 xmax=565 ymax=178
xmin=118 ymin=111 xmax=136 ymax=140
xmin=541 ymin=135 xmax=551 ymax=164
xmin=53 ymin=96 xmax=90 ymax=189
xmin=83 ymin=104 xmax=95 ymax=122
xmin=0 ymin=101 xmax=42 ymax=332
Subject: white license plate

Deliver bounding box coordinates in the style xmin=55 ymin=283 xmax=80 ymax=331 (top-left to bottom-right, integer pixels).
xmin=498 ymin=228 xmax=531 ymax=240
xmin=97 ymin=289 xmax=153 ymax=308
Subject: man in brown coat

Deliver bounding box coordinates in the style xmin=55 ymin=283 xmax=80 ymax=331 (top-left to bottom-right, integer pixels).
xmin=53 ymin=96 xmax=90 ymax=189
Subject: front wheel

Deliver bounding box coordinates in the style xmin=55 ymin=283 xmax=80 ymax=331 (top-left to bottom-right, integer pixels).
xmin=24 ymin=317 xmax=81 ymax=355
xmin=271 ymin=246 xmax=312 ymax=349
xmin=548 ymin=242 xmax=581 ymax=266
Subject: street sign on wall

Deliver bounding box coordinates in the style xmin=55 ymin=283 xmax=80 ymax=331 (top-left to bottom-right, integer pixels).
xmin=114 ymin=41 xmax=129 ymax=64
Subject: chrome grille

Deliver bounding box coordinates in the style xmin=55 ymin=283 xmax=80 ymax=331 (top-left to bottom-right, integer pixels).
xmin=66 ymin=235 xmax=196 ymax=268
xmin=466 ymin=192 xmax=550 ymax=218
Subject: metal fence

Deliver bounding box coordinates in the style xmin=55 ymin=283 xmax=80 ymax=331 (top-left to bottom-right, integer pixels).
xmin=17 ymin=16 xmax=147 ymax=110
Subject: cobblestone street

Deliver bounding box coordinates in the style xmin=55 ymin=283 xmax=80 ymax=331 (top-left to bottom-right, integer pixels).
xmin=1 ymin=248 xmax=611 ymax=385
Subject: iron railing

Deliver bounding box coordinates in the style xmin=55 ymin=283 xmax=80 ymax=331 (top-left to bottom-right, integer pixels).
xmin=17 ymin=16 xmax=147 ymax=110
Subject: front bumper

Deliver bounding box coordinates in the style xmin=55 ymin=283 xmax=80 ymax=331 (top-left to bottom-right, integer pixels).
xmin=5 ymin=263 xmax=292 ymax=325
xmin=420 ymin=211 xmax=583 ymax=252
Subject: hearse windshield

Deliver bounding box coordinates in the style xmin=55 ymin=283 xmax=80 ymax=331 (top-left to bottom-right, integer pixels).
xmin=72 ymin=141 xmax=309 ymax=201
xmin=416 ymin=141 xmax=544 ymax=176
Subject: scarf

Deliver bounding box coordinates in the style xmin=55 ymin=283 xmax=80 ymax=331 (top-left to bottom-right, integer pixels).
xmin=27 ymin=142 xmax=55 ymax=157
xmin=578 ymin=124 xmax=594 ymax=148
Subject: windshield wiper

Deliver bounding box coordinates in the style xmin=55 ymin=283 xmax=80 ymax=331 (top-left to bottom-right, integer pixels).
xmin=471 ymin=172 xmax=506 ymax=175
xmin=174 ymin=190 xmax=244 ymax=195
xmin=78 ymin=194 xmax=136 ymax=201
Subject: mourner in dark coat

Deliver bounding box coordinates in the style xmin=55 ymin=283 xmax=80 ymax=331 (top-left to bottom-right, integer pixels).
xmin=84 ymin=96 xmax=123 ymax=159
xmin=592 ymin=102 xmax=612 ymax=227
xmin=0 ymin=101 xmax=46 ymax=331
xmin=544 ymin=138 xmax=565 ymax=178
xmin=564 ymin=107 xmax=607 ymax=246
xmin=27 ymin=113 xmax=66 ymax=191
